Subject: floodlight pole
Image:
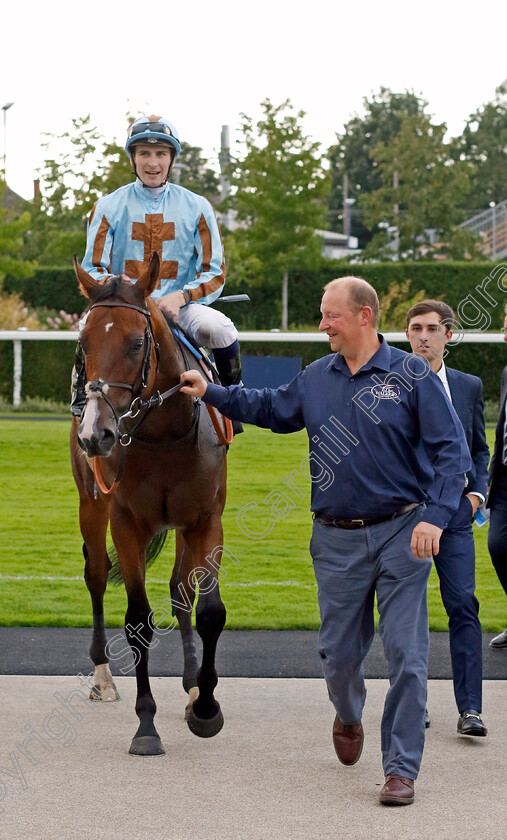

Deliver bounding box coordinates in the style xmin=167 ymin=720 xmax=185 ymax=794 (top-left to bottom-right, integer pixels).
xmin=2 ymin=102 xmax=14 ymax=179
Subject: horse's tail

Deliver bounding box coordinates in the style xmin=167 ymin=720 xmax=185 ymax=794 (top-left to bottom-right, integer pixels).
xmin=107 ymin=530 xmax=169 ymax=586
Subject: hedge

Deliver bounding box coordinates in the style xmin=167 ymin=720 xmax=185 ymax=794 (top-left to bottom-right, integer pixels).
xmin=4 ymin=268 xmax=88 ymax=316
xmin=1 ymin=336 xmax=506 ymax=407
xmin=5 ymin=260 xmax=507 ymax=330
xmin=2 ymin=260 xmax=507 ymax=404
xmin=0 ymin=340 xmax=77 ymax=404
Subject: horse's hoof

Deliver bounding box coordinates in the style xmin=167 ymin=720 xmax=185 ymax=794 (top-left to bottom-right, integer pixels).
xmin=89 ymin=683 xmax=120 ymax=702
xmin=187 ymin=703 xmax=224 ymax=738
xmin=128 ymin=735 xmax=165 ymax=756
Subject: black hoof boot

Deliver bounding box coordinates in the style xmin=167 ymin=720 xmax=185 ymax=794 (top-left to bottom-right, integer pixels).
xmin=187 ymin=704 xmax=224 ymax=738
xmin=128 ymin=735 xmax=165 ymax=756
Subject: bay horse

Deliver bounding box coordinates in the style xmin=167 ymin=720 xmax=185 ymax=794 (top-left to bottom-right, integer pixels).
xmin=70 ymin=254 xmax=229 ymax=756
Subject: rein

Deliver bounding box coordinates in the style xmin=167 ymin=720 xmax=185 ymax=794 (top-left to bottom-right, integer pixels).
xmin=92 ymin=381 xmax=191 ymax=496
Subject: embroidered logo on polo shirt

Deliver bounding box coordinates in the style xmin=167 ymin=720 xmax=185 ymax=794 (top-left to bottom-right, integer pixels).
xmin=370 ymin=383 xmax=401 ymax=400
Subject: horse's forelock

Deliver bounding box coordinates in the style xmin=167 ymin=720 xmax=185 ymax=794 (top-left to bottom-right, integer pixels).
xmin=92 ymin=275 xmax=132 ymax=303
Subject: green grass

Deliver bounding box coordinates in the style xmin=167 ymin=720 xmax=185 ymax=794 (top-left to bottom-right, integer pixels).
xmin=0 ymin=419 xmax=504 ymax=631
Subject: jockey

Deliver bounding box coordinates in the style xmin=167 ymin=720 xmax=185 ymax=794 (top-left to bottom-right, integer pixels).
xmin=71 ymin=114 xmax=242 ymax=416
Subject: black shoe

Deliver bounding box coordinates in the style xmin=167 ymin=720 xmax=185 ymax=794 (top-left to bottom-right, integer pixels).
xmin=457 ymin=710 xmax=487 ymax=737
xmin=424 ymin=708 xmax=431 ymax=729
xmin=489 ymin=629 xmax=507 ymax=649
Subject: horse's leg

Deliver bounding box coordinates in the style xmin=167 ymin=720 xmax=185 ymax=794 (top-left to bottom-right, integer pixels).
xmin=110 ymin=510 xmax=164 ymax=757
xmin=170 ymin=529 xmax=199 ymax=719
xmin=80 ymin=497 xmax=120 ymax=702
xmin=182 ymin=514 xmax=227 ymax=738
xmin=71 ymin=423 xmax=119 ymax=702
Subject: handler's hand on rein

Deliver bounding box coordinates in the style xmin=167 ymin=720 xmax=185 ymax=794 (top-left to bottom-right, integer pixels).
xmin=180 ymin=370 xmax=208 ymax=398
xmin=410 ymin=521 xmax=442 ymax=560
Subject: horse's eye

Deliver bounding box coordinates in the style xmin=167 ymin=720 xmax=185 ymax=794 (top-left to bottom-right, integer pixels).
xmin=128 ymin=338 xmax=145 ymax=357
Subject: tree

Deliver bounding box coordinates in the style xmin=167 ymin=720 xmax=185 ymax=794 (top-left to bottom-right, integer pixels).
xmin=228 ymin=99 xmax=330 ymax=329
xmin=173 ymin=142 xmax=220 ymax=197
xmin=327 ymin=88 xmax=428 ymax=246
xmin=23 ymin=115 xmax=116 ymax=265
xmin=0 ymin=179 xmax=36 ymax=283
xmin=358 ymin=113 xmax=472 ymax=261
xmin=451 ymin=81 xmax=507 ymax=214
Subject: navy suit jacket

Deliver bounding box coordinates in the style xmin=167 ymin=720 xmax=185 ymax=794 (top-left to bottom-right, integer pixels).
xmin=446 ymin=367 xmax=489 ymax=500
xmin=487 ymin=364 xmax=507 ymax=504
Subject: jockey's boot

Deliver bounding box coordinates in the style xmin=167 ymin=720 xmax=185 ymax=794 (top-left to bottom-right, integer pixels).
xmin=214 ymin=344 xmax=243 ymax=435
xmin=70 ymin=344 xmax=87 ymax=417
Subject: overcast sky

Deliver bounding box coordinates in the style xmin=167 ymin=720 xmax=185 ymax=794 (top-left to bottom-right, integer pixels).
xmin=2 ymin=0 xmax=506 ymax=200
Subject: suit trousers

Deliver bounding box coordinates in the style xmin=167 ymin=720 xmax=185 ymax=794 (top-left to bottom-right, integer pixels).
xmin=310 ymin=505 xmax=431 ymax=780
xmin=487 ymin=469 xmax=507 ymax=597
xmin=433 ymin=494 xmax=482 ymax=712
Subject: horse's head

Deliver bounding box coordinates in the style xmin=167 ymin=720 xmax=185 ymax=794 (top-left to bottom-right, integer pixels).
xmin=74 ymin=254 xmax=161 ymax=458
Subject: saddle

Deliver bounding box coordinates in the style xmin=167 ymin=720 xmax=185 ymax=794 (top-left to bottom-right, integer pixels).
xmin=162 ymin=314 xmax=220 ymax=385
xmin=163 ymin=315 xmax=234 ymax=445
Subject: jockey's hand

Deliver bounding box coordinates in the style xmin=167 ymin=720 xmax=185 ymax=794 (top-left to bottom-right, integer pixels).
xmin=410 ymin=521 xmax=442 ymax=560
xmin=156 ymin=291 xmax=186 ymax=321
xmin=180 ymin=370 xmax=208 ymax=398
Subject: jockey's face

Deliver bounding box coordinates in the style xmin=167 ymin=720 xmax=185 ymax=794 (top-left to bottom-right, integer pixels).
xmin=131 ymin=143 xmax=174 ymax=187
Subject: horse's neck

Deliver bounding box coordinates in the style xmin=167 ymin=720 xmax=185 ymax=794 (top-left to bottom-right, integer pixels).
xmin=151 ymin=313 xmax=195 ymax=432
xmin=157 ymin=323 xmax=186 ymax=379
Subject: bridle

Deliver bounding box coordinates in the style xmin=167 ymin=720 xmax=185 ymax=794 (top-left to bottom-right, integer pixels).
xmin=81 ymin=296 xmax=231 ymax=495
xmin=84 ymin=301 xmax=159 ymax=424
xmin=82 ymin=298 xmax=189 ymax=494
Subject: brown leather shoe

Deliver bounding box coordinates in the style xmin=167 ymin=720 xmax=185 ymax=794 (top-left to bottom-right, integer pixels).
xmin=332 ymin=715 xmax=364 ymax=765
xmin=379 ymin=774 xmax=415 ymax=806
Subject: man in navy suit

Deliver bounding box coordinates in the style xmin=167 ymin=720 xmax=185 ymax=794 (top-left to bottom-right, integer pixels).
xmin=406 ymin=300 xmax=489 ymax=736
xmin=485 ymin=304 xmax=507 ymax=649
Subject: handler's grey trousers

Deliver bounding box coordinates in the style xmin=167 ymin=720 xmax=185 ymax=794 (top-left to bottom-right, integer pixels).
xmin=310 ymin=504 xmax=431 ymax=780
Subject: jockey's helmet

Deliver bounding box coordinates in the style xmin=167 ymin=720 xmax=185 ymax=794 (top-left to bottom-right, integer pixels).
xmin=126 ymin=116 xmax=181 ymax=158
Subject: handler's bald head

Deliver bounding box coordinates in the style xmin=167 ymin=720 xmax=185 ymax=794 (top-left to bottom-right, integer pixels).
xmin=323 ymin=276 xmax=380 ymax=328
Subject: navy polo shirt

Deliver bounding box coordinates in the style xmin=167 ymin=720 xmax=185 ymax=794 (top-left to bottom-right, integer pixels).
xmin=203 ymin=336 xmax=471 ymax=529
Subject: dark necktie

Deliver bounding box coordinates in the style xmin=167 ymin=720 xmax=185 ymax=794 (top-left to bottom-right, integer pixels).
xmin=503 ymin=397 xmax=507 ymax=465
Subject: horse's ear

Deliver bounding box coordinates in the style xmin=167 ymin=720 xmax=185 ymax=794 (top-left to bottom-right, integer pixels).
xmin=136 ymin=252 xmax=160 ymax=298
xmin=73 ymin=256 xmax=96 ymax=300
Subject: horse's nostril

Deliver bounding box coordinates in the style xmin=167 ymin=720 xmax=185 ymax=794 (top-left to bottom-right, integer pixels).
xmin=77 ymin=425 xmax=117 ymax=458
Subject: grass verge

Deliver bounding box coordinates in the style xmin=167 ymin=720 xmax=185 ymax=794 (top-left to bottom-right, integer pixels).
xmin=0 ymin=419 xmax=504 ymax=631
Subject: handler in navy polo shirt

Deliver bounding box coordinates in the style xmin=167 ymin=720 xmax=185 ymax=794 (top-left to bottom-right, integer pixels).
xmin=406 ymin=300 xmax=489 ymax=738
xmin=181 ymin=277 xmax=471 ymax=807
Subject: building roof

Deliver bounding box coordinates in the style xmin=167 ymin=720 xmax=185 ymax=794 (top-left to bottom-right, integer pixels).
xmin=1 ymin=182 xmax=28 ymax=214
